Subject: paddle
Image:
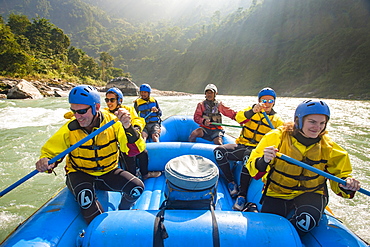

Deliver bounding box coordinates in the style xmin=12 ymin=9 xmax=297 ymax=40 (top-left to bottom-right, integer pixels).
xmin=276 ymin=152 xmax=370 ymax=197
xmin=210 ymin=122 xmax=243 ymax=128
xmin=0 ymin=119 xmax=118 ymax=198
xmin=261 ymin=110 xmax=275 ymax=129
xmin=144 ymin=110 xmax=154 ymax=120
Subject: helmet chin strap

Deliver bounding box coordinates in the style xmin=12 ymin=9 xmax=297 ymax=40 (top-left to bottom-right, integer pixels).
xmin=110 ymin=105 xmax=120 ymax=113
xmin=299 ymin=130 xmax=309 ymax=138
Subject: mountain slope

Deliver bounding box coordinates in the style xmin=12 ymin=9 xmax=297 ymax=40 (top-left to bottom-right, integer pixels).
xmin=1 ymin=0 xmax=369 ymax=98
xmin=128 ymin=0 xmax=370 ymax=98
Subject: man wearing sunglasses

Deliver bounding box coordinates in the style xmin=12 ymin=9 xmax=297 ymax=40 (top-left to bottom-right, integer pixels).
xmin=105 ymin=87 xmax=161 ymax=180
xmin=35 ymin=85 xmax=146 ymax=224
xmin=213 ymin=87 xmax=284 ymax=211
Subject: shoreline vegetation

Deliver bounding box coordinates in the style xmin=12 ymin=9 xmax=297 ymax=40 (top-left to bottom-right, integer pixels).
xmin=0 ymin=77 xmax=191 ymax=99
xmin=0 ymin=76 xmax=367 ymax=100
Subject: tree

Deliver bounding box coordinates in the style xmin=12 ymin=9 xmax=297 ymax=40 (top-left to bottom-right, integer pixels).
xmin=211 ymin=11 xmax=221 ymax=29
xmin=50 ymin=27 xmax=70 ymax=55
xmin=7 ymin=14 xmax=31 ymax=36
xmin=6 ymin=14 xmax=32 ymax=53
xmin=68 ymin=46 xmax=85 ymax=66
xmin=0 ymin=20 xmax=32 ymax=75
xmin=25 ymin=17 xmax=53 ymax=55
xmin=80 ymin=55 xmax=100 ymax=79
xmin=0 ymin=50 xmax=33 ymax=75
xmin=100 ymin=51 xmax=114 ymax=81
xmin=109 ymin=67 xmax=125 ymax=78
xmin=100 ymin=51 xmax=114 ymax=67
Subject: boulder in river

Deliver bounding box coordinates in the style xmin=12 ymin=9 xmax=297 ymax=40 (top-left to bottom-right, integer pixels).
xmin=7 ymin=79 xmax=43 ymax=99
xmin=105 ymin=77 xmax=139 ymax=96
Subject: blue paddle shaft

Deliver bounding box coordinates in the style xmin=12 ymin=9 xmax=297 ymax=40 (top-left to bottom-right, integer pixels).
xmin=0 ymin=119 xmax=117 ymax=198
xmin=278 ymin=153 xmax=370 ymax=197
xmin=144 ymin=110 xmax=153 ymax=120
xmin=262 ymin=111 xmax=274 ymax=129
xmin=47 ymin=119 xmax=116 ymax=164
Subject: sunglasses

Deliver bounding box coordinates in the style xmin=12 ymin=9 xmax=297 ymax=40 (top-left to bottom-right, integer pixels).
xmin=261 ymin=99 xmax=275 ymax=104
xmin=70 ymin=106 xmax=91 ymax=115
xmin=105 ymin=98 xmax=116 ymax=103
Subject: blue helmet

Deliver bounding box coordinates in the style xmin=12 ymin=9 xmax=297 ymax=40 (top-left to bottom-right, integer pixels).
xmin=140 ymin=84 xmax=151 ymax=93
xmin=106 ymin=87 xmax=123 ymax=104
xmin=258 ymin=87 xmax=276 ymax=100
xmin=294 ymin=100 xmax=330 ymax=129
xmin=69 ymin=85 xmax=100 ymax=115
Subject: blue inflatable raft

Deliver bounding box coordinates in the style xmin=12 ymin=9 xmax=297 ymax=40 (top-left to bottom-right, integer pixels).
xmin=1 ymin=116 xmax=368 ymax=247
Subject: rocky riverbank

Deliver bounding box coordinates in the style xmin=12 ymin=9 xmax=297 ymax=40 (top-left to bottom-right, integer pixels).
xmin=0 ymin=78 xmax=191 ymax=100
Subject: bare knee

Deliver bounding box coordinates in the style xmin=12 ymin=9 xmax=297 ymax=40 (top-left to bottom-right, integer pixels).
xmin=189 ymin=128 xmax=203 ymax=142
xmin=213 ymin=137 xmax=223 ymax=145
xmin=152 ymin=133 xmax=160 ymax=142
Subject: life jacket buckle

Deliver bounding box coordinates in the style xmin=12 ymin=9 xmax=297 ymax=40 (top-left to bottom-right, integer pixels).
xmin=92 ymin=145 xmax=100 ymax=150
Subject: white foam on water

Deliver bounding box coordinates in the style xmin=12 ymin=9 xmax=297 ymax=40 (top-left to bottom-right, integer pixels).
xmin=0 ymin=107 xmax=67 ymax=130
xmin=0 ymin=211 xmax=23 ymax=226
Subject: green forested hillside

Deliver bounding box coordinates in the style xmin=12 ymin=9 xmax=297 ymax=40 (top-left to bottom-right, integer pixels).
xmin=0 ymin=0 xmax=128 ymax=56
xmin=80 ymin=0 xmax=254 ymax=27
xmin=126 ymin=0 xmax=370 ymax=98
xmin=1 ymin=0 xmax=369 ymax=98
xmin=0 ymin=13 xmax=127 ymax=84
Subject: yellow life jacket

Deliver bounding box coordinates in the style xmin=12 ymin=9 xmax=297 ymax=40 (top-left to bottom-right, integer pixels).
xmin=66 ymin=114 xmax=119 ymax=176
xmin=267 ymin=130 xmax=333 ymax=195
xmin=235 ymin=108 xmax=282 ymax=146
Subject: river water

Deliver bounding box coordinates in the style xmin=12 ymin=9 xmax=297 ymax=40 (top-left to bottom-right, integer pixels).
xmin=0 ymin=94 xmax=369 ymax=243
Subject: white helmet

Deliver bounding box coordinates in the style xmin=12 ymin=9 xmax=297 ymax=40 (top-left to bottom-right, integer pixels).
xmin=204 ymin=84 xmax=218 ymax=94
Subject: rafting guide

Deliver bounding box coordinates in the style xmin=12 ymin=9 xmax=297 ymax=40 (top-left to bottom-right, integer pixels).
xmin=189 ymin=84 xmax=237 ymax=145
xmin=35 ymin=85 xmax=145 ymax=223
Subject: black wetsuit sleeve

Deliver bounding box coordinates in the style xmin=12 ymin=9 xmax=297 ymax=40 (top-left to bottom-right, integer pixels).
xmin=255 ymin=157 xmax=269 ymax=172
xmin=124 ymin=125 xmax=140 ymax=143
xmin=133 ymin=125 xmax=141 ymax=132
xmin=155 ymin=100 xmax=162 ymax=117
xmin=134 ymin=101 xmax=139 ymax=113
xmin=244 ymin=108 xmax=255 ymax=119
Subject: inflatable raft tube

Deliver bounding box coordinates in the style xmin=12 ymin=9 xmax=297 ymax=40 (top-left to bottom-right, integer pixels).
xmin=78 ymin=210 xmax=302 ymax=247
xmin=160 ymin=115 xmax=235 ymax=144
